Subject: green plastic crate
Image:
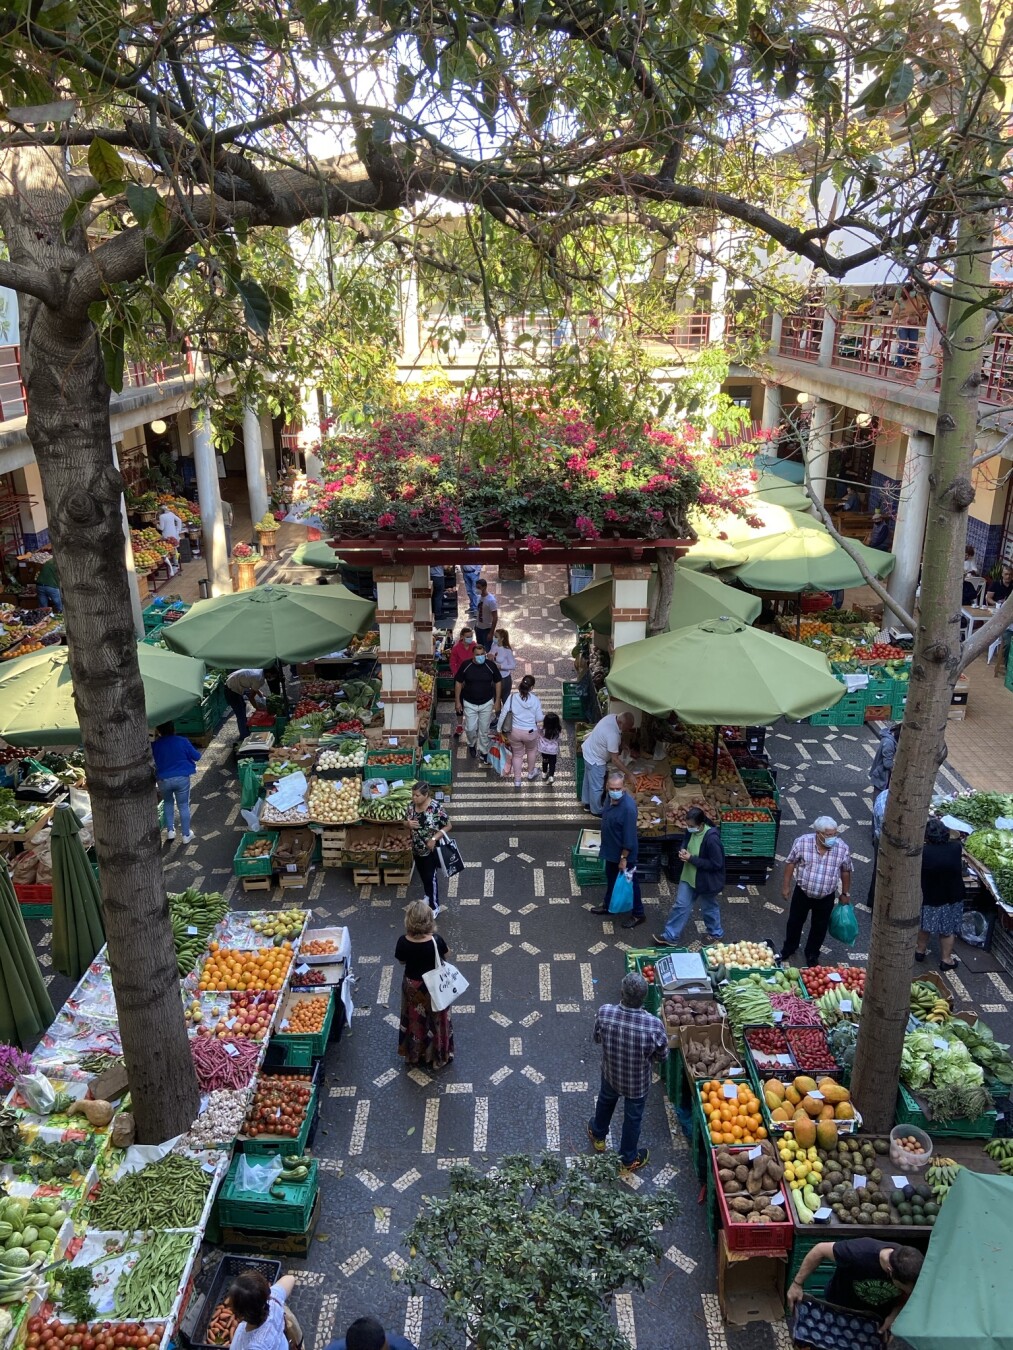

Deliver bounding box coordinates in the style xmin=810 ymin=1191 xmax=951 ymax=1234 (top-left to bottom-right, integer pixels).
xmin=562 ymin=681 xmax=585 ymax=720
xmin=240 ymin=1083 xmax=318 ymax=1156
xmin=719 ymin=815 xmax=778 ymax=855
xmin=217 ymin=1157 xmax=319 ymax=1233
xmin=271 ymin=989 xmax=335 ymax=1062
xmin=809 ymin=704 xmax=866 ymax=727
xmin=570 ymin=843 xmax=606 ymax=886
xmin=436 ymin=674 xmax=455 ymax=698
xmin=895 ymin=1082 xmax=997 ymax=1139
xmin=365 ymin=749 xmax=417 ymax=782
xmin=418 ymin=750 xmax=452 ymax=786
xmin=233 ymin=831 xmax=280 ymax=877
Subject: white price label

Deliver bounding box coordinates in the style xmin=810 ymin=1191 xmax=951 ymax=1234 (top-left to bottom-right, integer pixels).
xmin=814 ymin=1207 xmax=833 ymax=1221
xmin=287 ymin=864 xmax=298 ymax=873
xmin=276 ymin=1107 xmax=282 ymax=1119
xmin=296 ymin=962 xmax=310 ymax=975
xmin=728 ymin=1067 xmax=744 ymax=1076
xmin=280 ymin=1019 xmax=290 ymax=1030
xmin=376 ymin=701 xmax=384 ymax=709
xmin=392 ymin=779 xmax=405 ymax=789
xmin=773 ymin=1010 xmax=784 ymax=1023
xmin=840 ymin=1000 xmax=853 ymax=1013
xmin=651 ymin=795 xmax=662 ymax=804
xmin=423 ymin=754 xmax=432 ymax=763
xmin=892 ymin=1175 xmax=909 ymax=1190
xmin=675 ymin=768 xmax=687 ymax=776
xmin=933 ymin=1036 xmax=949 ymax=1050
xmin=748 ymin=1146 xmax=762 ymax=1160
xmin=828 ymin=972 xmax=843 ymax=982
xmin=854 ymin=1174 xmax=867 ymax=1188
xmin=186 ymin=925 xmax=199 ymax=936
xmin=652 ymin=817 xmax=661 ymax=826
xmin=202 ymin=1161 xmax=218 ymax=1174
xmin=723 ymin=1083 xmax=738 ymax=1099
xmin=776 ymin=1053 xmax=793 ymax=1065
xmin=223 ymin=1042 xmax=239 ymax=1058
xmin=389 ymin=737 xmax=398 ymax=746
xmin=225 ymin=1018 xmax=236 ymax=1029
xmin=808 ymin=1089 xmax=824 ymax=1100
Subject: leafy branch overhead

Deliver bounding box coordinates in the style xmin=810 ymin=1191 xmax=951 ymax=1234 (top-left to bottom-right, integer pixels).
xmin=401 ymin=1153 xmax=679 ymax=1350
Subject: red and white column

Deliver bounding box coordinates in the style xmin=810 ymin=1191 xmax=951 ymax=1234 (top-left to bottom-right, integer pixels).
xmin=374 ymin=565 xmax=417 ymax=741
xmin=412 ymin=564 xmax=433 ymax=658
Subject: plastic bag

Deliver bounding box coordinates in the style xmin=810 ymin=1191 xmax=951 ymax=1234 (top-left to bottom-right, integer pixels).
xmin=828 ymin=901 xmax=859 ymax=946
xmin=608 ymin=869 xmax=635 ymax=915
xmin=238 ymin=758 xmax=265 ymax=811
xmin=14 ymin=1071 xmax=56 ymax=1114
xmin=487 ymin=742 xmax=511 ymax=778
xmin=237 ymin=1154 xmax=283 ymax=1193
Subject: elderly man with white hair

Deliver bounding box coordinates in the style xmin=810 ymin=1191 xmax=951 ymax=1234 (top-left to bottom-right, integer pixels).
xmin=778 ymin=816 xmax=854 ymax=968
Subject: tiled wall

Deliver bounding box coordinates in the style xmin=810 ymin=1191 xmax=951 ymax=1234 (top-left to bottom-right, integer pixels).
xmin=966 ymin=515 xmax=1003 ymax=572
xmin=22 ymin=529 xmax=49 ymax=552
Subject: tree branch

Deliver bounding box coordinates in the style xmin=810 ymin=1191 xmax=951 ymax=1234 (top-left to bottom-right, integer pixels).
xmin=807 ymin=488 xmax=916 ymax=632
xmin=971 ymin=426 xmax=1013 ymax=468
xmin=0 ymin=259 xmax=59 ymax=305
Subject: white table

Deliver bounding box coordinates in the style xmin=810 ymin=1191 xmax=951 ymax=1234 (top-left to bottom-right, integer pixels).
xmin=961 ymin=605 xmax=995 ymax=638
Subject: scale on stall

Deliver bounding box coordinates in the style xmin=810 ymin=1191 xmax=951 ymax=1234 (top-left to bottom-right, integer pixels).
xmin=652 ymin=949 xmax=712 ymax=994
xmin=236 ymin=729 xmax=275 ymax=762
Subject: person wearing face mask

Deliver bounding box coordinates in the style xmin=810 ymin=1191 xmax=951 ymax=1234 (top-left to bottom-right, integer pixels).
xmin=448 ymin=626 xmax=476 ymax=678
xmin=779 ymin=816 xmax=854 ymax=967
xmin=454 ymin=644 xmax=502 ymax=762
xmin=589 ymin=770 xmax=645 ymax=929
xmin=653 ymin=807 xmax=726 ymax=947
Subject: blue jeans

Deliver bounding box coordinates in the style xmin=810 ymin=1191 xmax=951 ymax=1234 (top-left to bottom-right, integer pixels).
xmin=37 ymin=584 xmax=62 ymax=612
xmin=158 ymin=775 xmax=192 ymax=836
xmin=591 ymin=1072 xmax=647 ymax=1165
xmin=662 ymin=880 xmax=723 ymax=943
xmin=581 ymin=759 xmax=607 ymax=816
xmin=461 ymin=567 xmax=481 ymax=613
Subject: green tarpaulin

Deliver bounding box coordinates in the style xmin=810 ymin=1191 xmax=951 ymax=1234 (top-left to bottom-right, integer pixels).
xmin=748 ymin=473 xmax=811 ymax=511
xmin=291 ymin=540 xmax=341 ymax=570
xmin=892 ymin=1170 xmax=1013 ymax=1350
xmin=0 ymin=864 xmax=55 ymax=1048
xmin=50 ymin=804 xmax=106 ymax=981
xmin=730 ymin=521 xmax=895 ymax=592
xmin=605 ymin=616 xmax=844 ymax=721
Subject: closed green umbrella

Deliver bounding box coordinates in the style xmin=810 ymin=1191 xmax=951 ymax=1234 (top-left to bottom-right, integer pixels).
xmin=0 ymin=863 xmax=55 ymax=1048
xmin=730 ymin=521 xmax=894 ymax=592
xmin=50 ymin=804 xmax=105 ymax=981
xmin=291 ymin=540 xmax=341 ymax=570
xmin=560 ymin=570 xmax=760 ymax=633
xmin=161 ymin=584 xmax=376 ymax=666
xmin=559 ymin=577 xmax=613 ymax=633
xmin=0 ymin=645 xmax=206 ymax=746
xmin=605 ymin=616 xmax=844 ymax=722
xmin=691 ymin=501 xmax=821 ymax=545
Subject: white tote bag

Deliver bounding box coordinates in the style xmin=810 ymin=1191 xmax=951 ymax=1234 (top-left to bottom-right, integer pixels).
xmin=422 ymin=937 xmax=469 ymax=1012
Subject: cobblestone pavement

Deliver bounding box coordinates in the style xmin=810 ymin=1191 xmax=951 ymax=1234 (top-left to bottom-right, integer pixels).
xmin=26 ymin=563 xmax=1013 ymax=1350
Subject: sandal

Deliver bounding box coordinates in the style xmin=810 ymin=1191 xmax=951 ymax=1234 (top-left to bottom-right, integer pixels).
xmin=914 ymin=951 xmax=927 ymax=962
xmin=940 ymin=959 xmax=960 ymax=971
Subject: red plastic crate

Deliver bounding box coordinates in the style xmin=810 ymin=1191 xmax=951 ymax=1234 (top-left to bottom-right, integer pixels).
xmin=711 ymin=1147 xmax=794 ymax=1252
xmin=15 ymin=883 xmax=53 ymax=903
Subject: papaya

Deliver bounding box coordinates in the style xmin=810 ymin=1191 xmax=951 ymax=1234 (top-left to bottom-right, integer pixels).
xmin=815 ymin=1121 xmax=839 ymax=1150
xmin=793 ymin=1075 xmax=818 ymax=1095
xmin=801 ymin=1095 xmax=824 ymax=1119
xmin=771 ymin=1106 xmax=791 ymax=1122
xmin=764 ymin=1089 xmax=783 ymax=1111
xmin=765 ymin=1079 xmax=786 ymax=1102
xmin=821 ymin=1083 xmax=851 ymax=1105
xmin=793 ymin=1116 xmax=817 ymax=1148
xmin=785 ymin=1086 xmax=801 ymax=1106
xmin=835 ymin=1101 xmax=856 ymax=1120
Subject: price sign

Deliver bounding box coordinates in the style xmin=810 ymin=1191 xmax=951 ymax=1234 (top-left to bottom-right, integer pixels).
xmin=276 ymin=1107 xmax=283 ymax=1119
xmin=651 ymin=795 xmax=662 ymax=804
xmin=723 ymin=1082 xmax=738 ymax=1099
xmin=202 ymin=1161 xmax=218 ymax=1174
xmin=853 ymin=1174 xmax=867 ymax=1188
xmin=814 ymin=1207 xmax=833 ymax=1222
xmin=389 ymin=737 xmax=398 ymax=746
xmin=776 ymin=1053 xmax=793 ymax=1065
xmin=748 ymin=1146 xmax=762 ymax=1160
xmin=728 ymin=1067 xmax=744 ymax=1076
xmin=828 ymin=972 xmax=843 ymax=983
xmin=840 ymin=1000 xmax=853 ymax=1013
xmin=933 ymin=1036 xmax=949 ymax=1050
xmin=186 ymin=925 xmax=199 ymax=936
xmin=280 ymin=1019 xmax=290 ymax=1030
xmin=423 ymin=754 xmax=432 ymax=763
xmin=808 ymin=1089 xmax=824 ymax=1100
xmin=225 ymin=1017 xmax=236 ymax=1029
xmin=892 ymin=1175 xmax=909 ymax=1190
xmin=392 ymin=779 xmax=405 ymax=789
xmin=376 ymin=701 xmax=385 ymax=709
xmin=675 ymin=768 xmax=687 ymax=776
xmin=223 ymin=1042 xmax=239 ymax=1058
xmin=287 ymin=864 xmax=298 ymax=873
xmin=772 ymin=1010 xmax=784 ymax=1023
xmin=296 ymin=962 xmax=310 ymax=975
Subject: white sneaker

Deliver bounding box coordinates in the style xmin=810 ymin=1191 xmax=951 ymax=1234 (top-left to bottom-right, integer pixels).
xmin=547 ymin=776 xmax=555 ymax=785
xmin=527 ymin=771 xmax=540 ymax=781
xmin=166 ymin=830 xmax=176 ymax=841
xmin=182 ymin=833 xmax=194 ymax=844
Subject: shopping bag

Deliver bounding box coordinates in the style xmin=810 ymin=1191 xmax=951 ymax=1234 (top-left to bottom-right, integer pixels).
xmin=436 ymin=836 xmax=465 ymax=878
xmin=422 ymin=937 xmax=470 ymax=1011
xmin=498 ymin=694 xmax=515 ymax=737
xmin=828 ymin=900 xmax=858 ymax=945
xmin=487 ymin=741 xmax=511 ymax=777
xmin=608 ymin=868 xmax=635 ymax=915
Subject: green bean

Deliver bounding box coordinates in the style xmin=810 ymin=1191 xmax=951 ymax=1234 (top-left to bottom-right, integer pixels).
xmin=89 ymin=1153 xmax=211 ymax=1230
xmin=114 ymin=1232 xmax=194 ymax=1319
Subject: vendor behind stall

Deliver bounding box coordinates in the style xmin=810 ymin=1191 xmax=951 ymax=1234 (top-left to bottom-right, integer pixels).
xmin=224 ymin=667 xmax=267 ymax=740
xmin=787 ymin=1239 xmax=923 ymax=1337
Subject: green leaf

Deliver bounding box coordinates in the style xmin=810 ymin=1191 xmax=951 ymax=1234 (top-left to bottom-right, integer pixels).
xmin=527 ymin=84 xmax=554 ymax=130
xmin=61 ymin=184 xmax=103 ymax=237
xmin=885 ymin=63 xmax=914 ymax=106
xmin=125 ymin=182 xmax=159 ymax=228
xmin=236 ymin=276 xmax=273 ymax=337
xmin=734 ymin=0 xmax=751 ymax=39
xmin=101 ymin=324 xmax=125 ymax=392
xmin=87 ymin=136 xmax=126 ymax=188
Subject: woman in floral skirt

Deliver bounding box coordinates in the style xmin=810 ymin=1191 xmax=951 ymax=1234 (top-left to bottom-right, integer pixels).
xmin=395 ymin=900 xmax=455 ymax=1069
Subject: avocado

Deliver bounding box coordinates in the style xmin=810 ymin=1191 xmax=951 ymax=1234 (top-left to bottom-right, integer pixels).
xmin=915 ymin=1184 xmax=933 ymax=1201
xmin=890 ymin=1189 xmax=908 ymax=1205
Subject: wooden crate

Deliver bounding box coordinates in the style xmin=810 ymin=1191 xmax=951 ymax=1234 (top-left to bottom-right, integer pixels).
xmin=320 ymin=827 xmax=347 ymax=869
xmin=353 ymin=866 xmax=381 ymax=886
xmin=279 ymin=870 xmax=311 ymax=889
xmin=381 ymin=862 xmax=415 ymax=886
xmin=241 ymin=875 xmax=273 ymax=893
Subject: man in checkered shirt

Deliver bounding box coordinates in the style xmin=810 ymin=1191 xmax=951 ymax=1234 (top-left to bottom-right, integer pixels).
xmin=779 ymin=815 xmax=854 ymax=967
xmin=587 ymin=972 xmax=668 ymax=1172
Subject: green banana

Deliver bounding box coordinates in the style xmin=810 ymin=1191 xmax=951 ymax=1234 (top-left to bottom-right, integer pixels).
xmin=984 ymin=1138 xmax=1013 ymax=1161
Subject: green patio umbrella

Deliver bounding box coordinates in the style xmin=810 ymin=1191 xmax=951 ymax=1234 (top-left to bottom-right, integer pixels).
xmin=755 ymin=454 xmax=806 ymax=483
xmin=0 ymin=863 xmax=55 ymax=1048
xmin=691 ymin=501 xmax=822 ymax=545
xmin=747 ymin=473 xmax=812 ymax=512
xmin=0 ymin=645 xmax=207 ymax=746
xmin=161 ymin=583 xmax=376 ymax=666
xmin=50 ymin=805 xmax=105 ymax=982
xmin=560 ymin=569 xmax=760 ymax=634
xmin=679 ymin=535 xmax=749 ymax=571
xmin=605 ymin=616 xmax=845 ymax=722
xmin=290 ymin=540 xmax=341 ymax=570
xmin=730 ymin=521 xmax=895 ymax=592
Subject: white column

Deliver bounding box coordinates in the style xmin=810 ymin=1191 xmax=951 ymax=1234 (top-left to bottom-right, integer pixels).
xmin=243 ymin=403 xmax=270 ymax=525
xmin=112 ymin=446 xmax=144 ymax=638
xmin=375 ymin=566 xmax=417 ymax=737
xmin=806 ymin=398 xmax=833 ymax=507
xmin=708 ymin=259 xmax=727 ymax=344
xmin=761 ymin=383 xmax=782 ymax=433
xmin=888 ymin=431 xmax=932 ymax=618
xmin=818 ymin=304 xmax=838 ymax=366
xmin=610 ymin=565 xmax=651 ymax=649
xmin=412 ymin=563 xmax=433 ymax=658
xmin=260 ymin=412 xmax=277 ymax=486
xmin=401 ymin=263 xmax=421 ymax=363
xmin=768 ymin=313 xmax=783 ymax=353
xmin=301 ymin=387 xmax=322 ymax=482
xmin=191 ymin=409 xmax=231 ymax=597
xmin=916 ymin=293 xmax=949 ymax=392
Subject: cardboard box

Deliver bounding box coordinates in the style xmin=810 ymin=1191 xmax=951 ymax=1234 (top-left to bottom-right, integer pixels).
xmin=947 ymin=706 xmax=967 ymax=721
xmin=717 ymin=1231 xmax=786 ymax=1326
xmin=275 ymin=827 xmax=315 ymax=871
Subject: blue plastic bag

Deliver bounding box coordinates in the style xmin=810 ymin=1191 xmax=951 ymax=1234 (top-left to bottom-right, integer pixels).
xmin=828 ymin=900 xmax=858 ymax=946
xmin=609 ymin=869 xmax=634 ymax=914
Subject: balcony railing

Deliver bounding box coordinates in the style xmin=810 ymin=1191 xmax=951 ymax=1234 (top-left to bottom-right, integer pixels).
xmin=983 ymin=332 xmax=1013 ymax=403
xmin=0 ymin=343 xmax=194 ymax=426
xmin=779 ymin=312 xmax=824 ymax=363
xmin=831 ymin=318 xmax=930 ymax=385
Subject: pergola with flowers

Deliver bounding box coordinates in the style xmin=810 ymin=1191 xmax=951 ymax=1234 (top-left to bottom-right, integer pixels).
xmin=304 ymin=392 xmax=757 ymax=737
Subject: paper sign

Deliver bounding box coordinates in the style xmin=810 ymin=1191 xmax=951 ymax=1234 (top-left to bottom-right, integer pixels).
xmin=854 ymin=1174 xmax=867 ymax=1188
xmin=287 ymin=864 xmax=298 ymax=873
xmin=728 ymin=1067 xmax=744 ymax=1076
xmin=423 ymin=754 xmax=432 ymax=763
xmin=933 ymin=1036 xmax=949 ymax=1050
xmin=186 ymin=925 xmax=199 ymax=936
xmin=840 ymin=1000 xmax=853 ymax=1013
xmin=892 ymin=1175 xmax=909 ymax=1190
xmin=202 ymin=1161 xmax=218 ymax=1174
xmin=223 ymin=1042 xmax=239 ymax=1058
xmin=389 ymin=737 xmax=398 ymax=746
xmin=276 ymin=1107 xmax=282 ymax=1119
xmin=723 ymin=1083 xmax=738 ymax=1099
xmin=651 ymin=795 xmax=662 ymax=804
xmin=773 ymin=1010 xmax=784 ymax=1023
xmin=280 ymin=1019 xmax=290 ymax=1030
xmin=435 ymin=791 xmax=445 ymax=801
xmin=675 ymin=768 xmax=687 ymax=776
xmin=392 ymin=779 xmax=405 ymax=789
xmin=814 ymin=1207 xmax=833 ymax=1222
xmin=807 ymin=1089 xmax=824 ymax=1100
xmin=748 ymin=1146 xmax=762 ymax=1160
xmin=828 ymin=972 xmax=843 ymax=982
xmin=776 ymin=1053 xmax=793 ymax=1065
xmin=376 ymin=701 xmax=384 ymax=709
xmin=296 ymin=962 xmax=310 ymax=975
xmin=225 ymin=1018 xmax=236 ymax=1029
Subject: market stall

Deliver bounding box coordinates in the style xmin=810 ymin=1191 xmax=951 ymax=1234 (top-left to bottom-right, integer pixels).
xmin=0 ymin=602 xmax=64 ymax=664
xmin=0 ymin=890 xmax=351 ymax=1350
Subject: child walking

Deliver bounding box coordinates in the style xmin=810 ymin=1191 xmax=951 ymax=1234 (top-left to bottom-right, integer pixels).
xmin=539 ymin=712 xmax=561 ymax=784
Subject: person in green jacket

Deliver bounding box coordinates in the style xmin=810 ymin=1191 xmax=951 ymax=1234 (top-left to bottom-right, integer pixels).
xmin=35 ymin=558 xmax=62 ymax=612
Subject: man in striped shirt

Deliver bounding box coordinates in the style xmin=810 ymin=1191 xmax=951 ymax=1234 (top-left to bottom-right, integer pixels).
xmin=779 ymin=816 xmax=853 ymax=967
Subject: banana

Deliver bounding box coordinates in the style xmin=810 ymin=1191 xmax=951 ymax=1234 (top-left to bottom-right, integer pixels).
xmin=984 ymin=1138 xmax=1013 ymax=1161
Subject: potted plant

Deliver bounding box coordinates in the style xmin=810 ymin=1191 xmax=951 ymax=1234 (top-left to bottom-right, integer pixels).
xmin=231 ymin=541 xmax=257 ymax=590
xmin=254 ymin=512 xmax=281 ymax=562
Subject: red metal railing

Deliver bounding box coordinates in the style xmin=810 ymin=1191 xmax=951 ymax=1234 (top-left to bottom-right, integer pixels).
xmin=779 ymin=311 xmax=824 ymax=363
xmin=983 ymin=331 xmax=1013 ymax=404
xmin=0 ymin=342 xmax=194 ymax=425
xmin=831 ymin=318 xmax=930 ymax=384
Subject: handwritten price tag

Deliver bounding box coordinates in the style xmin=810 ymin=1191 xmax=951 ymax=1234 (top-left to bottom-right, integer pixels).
xmin=748 ymin=1146 xmax=762 ymax=1160
xmin=389 ymin=737 xmax=398 ymax=746
xmin=828 ymin=972 xmax=843 ymax=982
xmin=892 ymin=1175 xmax=909 ymax=1190
xmin=392 ymin=780 xmax=405 ymax=789
xmin=840 ymin=1000 xmax=853 ymax=1013
xmin=808 ymin=1089 xmax=824 ymax=1101
xmin=223 ymin=1042 xmax=239 ymax=1058
xmin=772 ymin=1010 xmax=784 ymax=1023
xmin=651 ymin=795 xmax=662 ymax=805
xmin=854 ymin=1174 xmax=867 ymax=1188
xmin=933 ymin=1036 xmax=949 ymax=1050
xmin=723 ymin=1082 xmax=738 ymax=1099
xmin=186 ymin=925 xmax=199 ymax=936
xmin=728 ymin=1067 xmax=744 ymax=1076
xmin=814 ymin=1206 xmax=833 ymax=1222
xmin=423 ymin=754 xmax=432 ymax=763
xmin=280 ymin=1019 xmax=290 ymax=1030
xmin=296 ymin=963 xmax=310 ymax=975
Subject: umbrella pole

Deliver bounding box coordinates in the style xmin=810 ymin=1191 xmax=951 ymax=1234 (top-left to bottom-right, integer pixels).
xmin=796 ymin=599 xmax=801 ymax=640
xmin=712 ymin=724 xmax=719 ymax=778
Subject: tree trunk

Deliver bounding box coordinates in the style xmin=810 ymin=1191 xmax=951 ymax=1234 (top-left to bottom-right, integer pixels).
xmin=650 ymin=546 xmax=675 ymax=634
xmin=5 ymin=148 xmax=199 ymax=1142
xmin=850 ymin=208 xmax=992 ymax=1129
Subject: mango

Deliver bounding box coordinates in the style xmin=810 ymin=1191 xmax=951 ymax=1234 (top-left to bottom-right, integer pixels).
xmin=835 ymin=1101 xmax=856 ymax=1120
xmin=801 ymin=1095 xmax=824 ymax=1119
xmin=764 ymin=1089 xmax=783 ymax=1111
xmin=821 ymin=1083 xmax=851 ymax=1105
xmin=793 ymin=1075 xmax=818 ymax=1095
xmin=765 ymin=1079 xmax=786 ymax=1101
xmin=793 ymin=1116 xmax=817 ymax=1149
xmin=815 ymin=1120 xmax=839 ymax=1150
xmin=785 ymin=1086 xmax=801 ymax=1106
